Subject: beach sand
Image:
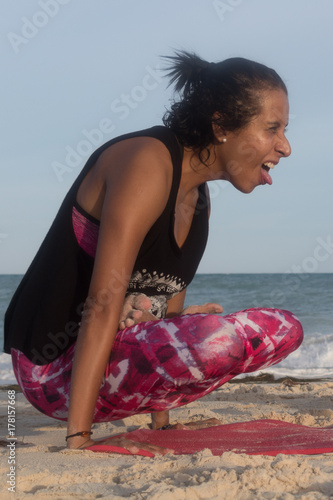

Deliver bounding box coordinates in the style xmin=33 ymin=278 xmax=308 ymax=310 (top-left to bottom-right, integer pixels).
xmin=1 ymin=378 xmax=333 ymax=499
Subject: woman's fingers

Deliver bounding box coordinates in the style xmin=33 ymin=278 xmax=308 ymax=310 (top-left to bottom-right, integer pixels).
xmin=181 ymin=418 xmax=221 ymax=429
xmin=89 ymin=437 xmax=174 ymax=455
xmin=78 ymin=420 xmax=220 ymax=453
xmin=162 ymin=418 xmax=221 ymax=431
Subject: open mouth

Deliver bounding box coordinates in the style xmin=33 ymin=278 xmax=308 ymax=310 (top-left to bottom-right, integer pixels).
xmin=261 ymin=162 xmax=274 ymax=185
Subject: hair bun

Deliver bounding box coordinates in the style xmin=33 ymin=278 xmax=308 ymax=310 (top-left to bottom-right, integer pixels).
xmin=163 ymin=50 xmax=210 ymax=94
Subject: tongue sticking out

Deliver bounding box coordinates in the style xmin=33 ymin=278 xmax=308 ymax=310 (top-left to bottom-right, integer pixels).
xmin=261 ymin=166 xmax=273 ymax=185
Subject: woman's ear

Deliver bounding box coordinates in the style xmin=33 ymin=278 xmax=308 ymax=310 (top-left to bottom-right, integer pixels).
xmin=211 ymin=112 xmax=226 ymax=143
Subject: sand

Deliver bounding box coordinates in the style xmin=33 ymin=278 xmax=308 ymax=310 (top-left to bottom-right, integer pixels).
xmin=1 ymin=378 xmax=333 ymax=499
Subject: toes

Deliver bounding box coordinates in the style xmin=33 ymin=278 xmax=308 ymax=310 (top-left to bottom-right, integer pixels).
xmin=135 ymin=294 xmax=152 ymax=310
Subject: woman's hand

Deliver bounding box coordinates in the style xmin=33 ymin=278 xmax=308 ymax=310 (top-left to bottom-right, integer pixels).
xmin=118 ymin=298 xmax=223 ymax=330
xmin=118 ymin=294 xmax=157 ymax=330
xmin=181 ymin=303 xmax=223 ymax=315
xmin=77 ymin=436 xmax=174 ymax=456
xmin=160 ymin=418 xmax=221 ymax=430
xmin=68 ymin=419 xmax=221 ymax=453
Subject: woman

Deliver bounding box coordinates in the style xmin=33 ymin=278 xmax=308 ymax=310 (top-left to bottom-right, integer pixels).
xmin=4 ymin=51 xmax=303 ymax=454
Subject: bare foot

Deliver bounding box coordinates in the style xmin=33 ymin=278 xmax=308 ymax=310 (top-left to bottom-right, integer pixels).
xmin=119 ymin=294 xmax=154 ymax=330
xmin=182 ymin=303 xmax=223 ymax=315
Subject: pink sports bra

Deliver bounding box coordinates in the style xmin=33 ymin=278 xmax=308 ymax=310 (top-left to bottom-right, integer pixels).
xmin=72 ymin=202 xmax=99 ymax=258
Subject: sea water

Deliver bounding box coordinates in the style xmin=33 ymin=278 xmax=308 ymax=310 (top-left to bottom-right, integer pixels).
xmin=0 ymin=273 xmax=332 ymax=385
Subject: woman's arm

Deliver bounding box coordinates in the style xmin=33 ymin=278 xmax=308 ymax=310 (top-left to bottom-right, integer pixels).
xmin=66 ymin=139 xmax=173 ymax=451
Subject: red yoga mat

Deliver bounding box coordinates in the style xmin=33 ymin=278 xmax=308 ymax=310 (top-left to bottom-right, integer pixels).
xmin=86 ymin=419 xmax=333 ymax=457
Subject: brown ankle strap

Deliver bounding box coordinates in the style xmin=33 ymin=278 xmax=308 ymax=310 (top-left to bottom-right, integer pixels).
xmin=65 ymin=431 xmax=92 ymax=441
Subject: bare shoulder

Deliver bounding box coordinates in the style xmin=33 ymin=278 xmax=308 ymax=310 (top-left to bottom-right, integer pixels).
xmin=99 ymin=136 xmax=173 ymax=186
xmin=77 ymin=135 xmax=174 ymax=220
xmin=97 ymin=136 xmax=175 ymax=229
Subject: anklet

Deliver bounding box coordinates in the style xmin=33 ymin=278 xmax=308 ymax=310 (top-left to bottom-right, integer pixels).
xmin=65 ymin=431 xmax=92 ymax=441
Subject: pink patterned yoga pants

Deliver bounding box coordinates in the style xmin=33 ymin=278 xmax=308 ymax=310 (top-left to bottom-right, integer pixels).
xmin=12 ymin=308 xmax=303 ymax=422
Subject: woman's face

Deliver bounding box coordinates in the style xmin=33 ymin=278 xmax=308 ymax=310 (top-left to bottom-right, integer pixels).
xmin=215 ymin=89 xmax=291 ymax=193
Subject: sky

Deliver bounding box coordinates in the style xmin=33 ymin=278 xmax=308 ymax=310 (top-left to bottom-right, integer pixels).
xmin=1 ymin=0 xmax=333 ymax=274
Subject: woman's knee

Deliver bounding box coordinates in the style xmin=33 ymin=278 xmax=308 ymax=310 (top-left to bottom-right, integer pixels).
xmin=278 ymin=309 xmax=303 ymax=349
xmin=173 ymin=313 xmax=245 ymax=372
xmin=228 ymin=308 xmax=303 ymax=374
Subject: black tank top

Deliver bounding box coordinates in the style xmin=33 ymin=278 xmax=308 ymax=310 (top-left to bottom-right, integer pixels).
xmin=4 ymin=126 xmax=209 ymax=364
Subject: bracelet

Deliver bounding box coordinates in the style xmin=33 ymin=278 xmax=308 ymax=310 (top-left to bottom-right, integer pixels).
xmin=65 ymin=431 xmax=92 ymax=441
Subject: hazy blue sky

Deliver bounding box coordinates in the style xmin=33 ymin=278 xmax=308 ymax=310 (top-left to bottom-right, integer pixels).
xmin=1 ymin=0 xmax=333 ymax=274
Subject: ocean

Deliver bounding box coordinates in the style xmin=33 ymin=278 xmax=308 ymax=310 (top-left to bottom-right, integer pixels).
xmin=1 ymin=273 xmax=332 ymax=385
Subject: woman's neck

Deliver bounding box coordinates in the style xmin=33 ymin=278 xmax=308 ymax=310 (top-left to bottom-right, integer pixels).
xmin=181 ymin=146 xmax=224 ymax=194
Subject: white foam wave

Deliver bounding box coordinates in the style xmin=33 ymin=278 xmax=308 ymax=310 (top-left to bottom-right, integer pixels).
xmin=0 ymin=353 xmax=16 ymax=385
xmin=1 ymin=334 xmax=332 ymax=385
xmin=237 ymin=333 xmax=333 ymax=380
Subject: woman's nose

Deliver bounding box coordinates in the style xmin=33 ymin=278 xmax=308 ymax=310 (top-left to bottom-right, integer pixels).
xmin=277 ymin=135 xmax=291 ymax=158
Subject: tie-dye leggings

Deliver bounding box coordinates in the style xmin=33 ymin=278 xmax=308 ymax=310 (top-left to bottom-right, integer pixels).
xmin=11 ymin=308 xmax=303 ymax=423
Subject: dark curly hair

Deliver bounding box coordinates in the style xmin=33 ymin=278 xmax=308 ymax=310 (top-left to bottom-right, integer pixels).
xmin=162 ymin=51 xmax=288 ymax=164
